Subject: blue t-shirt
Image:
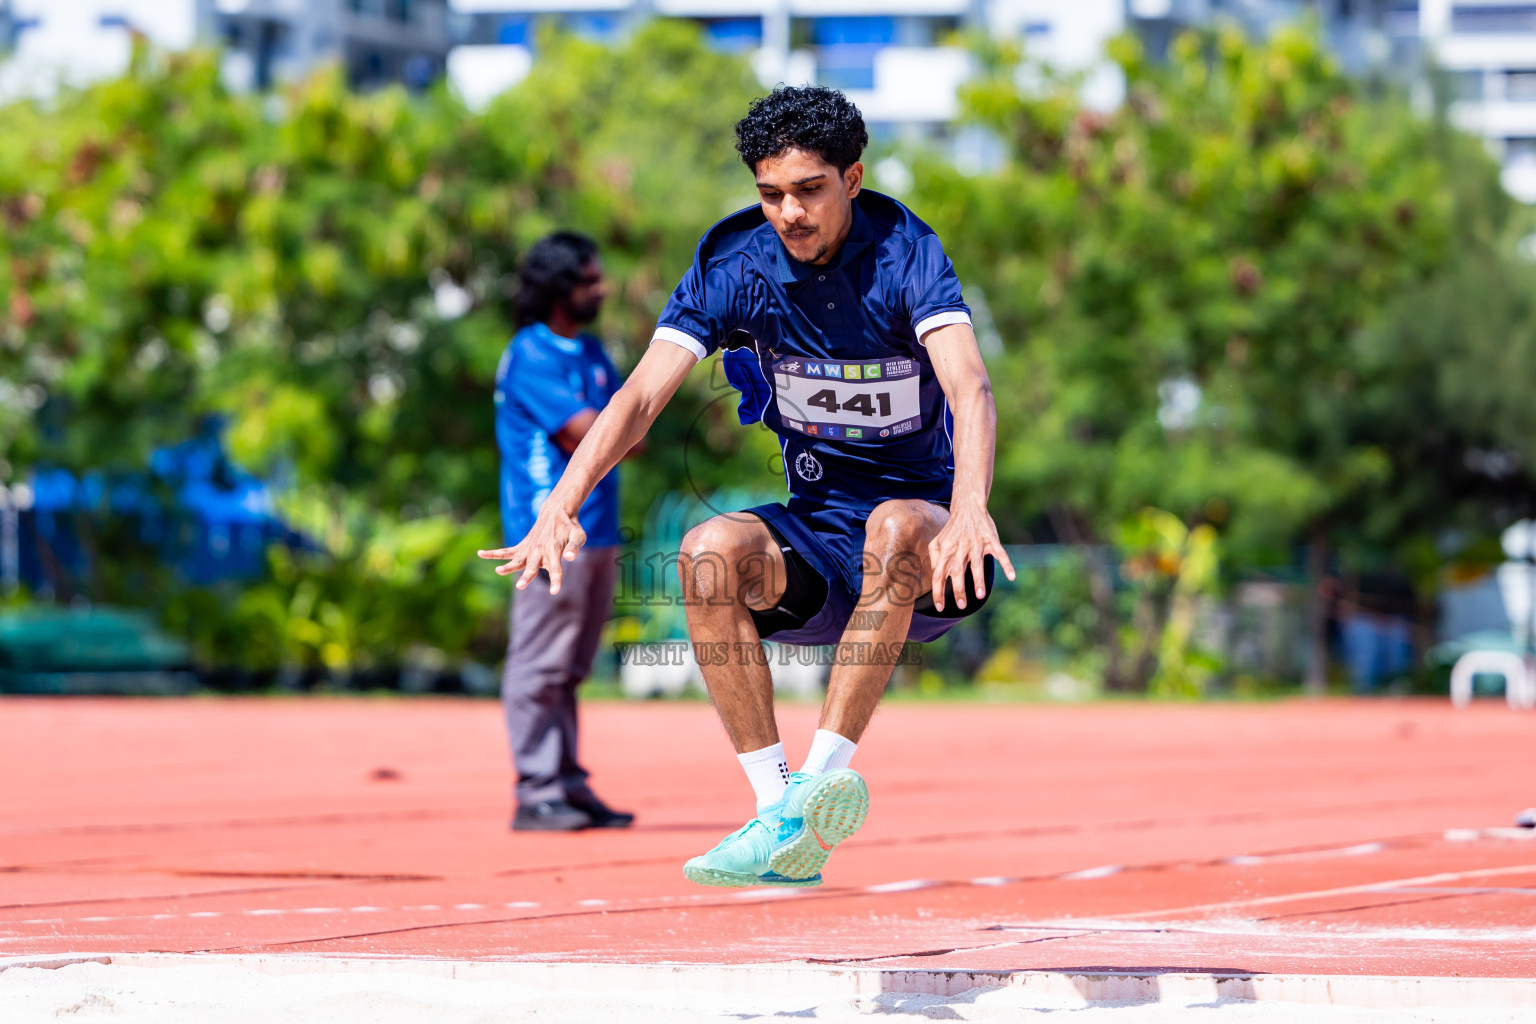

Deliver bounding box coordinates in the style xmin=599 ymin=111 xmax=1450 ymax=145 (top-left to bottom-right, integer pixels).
xmin=494 ymin=323 xmax=621 ymax=548
xmin=651 ymin=191 xmax=971 ymax=513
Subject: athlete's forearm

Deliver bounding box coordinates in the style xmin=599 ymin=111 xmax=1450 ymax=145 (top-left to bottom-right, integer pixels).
xmin=544 ymin=389 xmax=650 ymax=517
xmin=924 ymin=324 xmax=996 ymax=510
xmin=543 ymin=341 xmax=695 ymax=519
xmin=947 ymin=375 xmax=996 ymax=509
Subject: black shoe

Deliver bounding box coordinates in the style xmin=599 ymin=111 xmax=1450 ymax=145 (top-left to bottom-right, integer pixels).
xmin=512 ymin=799 xmax=593 ymax=832
xmin=566 ymin=791 xmax=635 ymax=829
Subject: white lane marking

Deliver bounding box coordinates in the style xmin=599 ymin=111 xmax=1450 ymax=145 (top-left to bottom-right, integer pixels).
xmin=1110 ymin=862 xmax=1536 ymax=920
xmin=992 ymin=917 xmax=1536 ymax=943
xmin=15 ymin=831 xmax=1521 ymax=931
xmin=732 ymin=889 xmax=803 ymax=900
xmin=865 ymin=879 xmax=936 ymax=894
xmin=1373 ymin=885 xmax=1536 ymax=896
xmin=16 ymin=901 xmax=555 ymax=928
xmin=1341 ymin=843 xmax=1385 ymax=857
xmin=1447 ymin=827 xmax=1536 ymax=842
xmin=1060 ymin=865 xmax=1121 ymax=881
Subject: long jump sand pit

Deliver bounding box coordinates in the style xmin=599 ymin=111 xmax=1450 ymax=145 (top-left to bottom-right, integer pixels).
xmin=3 ymin=695 xmax=1536 ymax=1020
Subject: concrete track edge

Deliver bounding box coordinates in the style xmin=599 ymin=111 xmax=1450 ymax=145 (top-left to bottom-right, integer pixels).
xmin=2 ymin=953 xmax=1532 ymax=1010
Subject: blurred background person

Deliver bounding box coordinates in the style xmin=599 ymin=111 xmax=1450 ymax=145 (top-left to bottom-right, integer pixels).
xmin=1336 ymin=569 xmax=1420 ymax=695
xmin=493 ymin=231 xmax=634 ymax=831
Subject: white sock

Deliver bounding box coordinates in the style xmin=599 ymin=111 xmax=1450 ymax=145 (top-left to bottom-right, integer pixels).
xmin=737 ymin=742 xmax=790 ymax=812
xmin=802 ymin=729 xmax=857 ymax=776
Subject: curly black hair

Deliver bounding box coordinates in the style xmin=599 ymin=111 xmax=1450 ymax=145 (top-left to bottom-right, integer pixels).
xmin=512 ymin=231 xmax=599 ymax=328
xmin=734 ymin=86 xmax=869 ymax=173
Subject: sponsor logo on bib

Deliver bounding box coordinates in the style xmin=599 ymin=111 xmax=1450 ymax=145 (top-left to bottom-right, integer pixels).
xmin=772 ymin=355 xmax=921 ymax=443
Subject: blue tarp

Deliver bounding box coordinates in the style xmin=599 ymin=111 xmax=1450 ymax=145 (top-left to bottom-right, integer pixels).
xmin=20 ymin=420 xmax=306 ymax=591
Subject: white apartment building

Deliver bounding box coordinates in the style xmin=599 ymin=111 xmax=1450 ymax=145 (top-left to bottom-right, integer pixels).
xmin=446 ymin=0 xmax=1128 ymax=128
xmin=0 ymin=0 xmax=449 ymax=99
xmin=198 ymin=0 xmax=451 ymax=92
xmin=0 ymin=0 xmax=198 ymax=99
xmin=9 ymin=1 xmax=1536 ymax=203
xmin=1423 ymin=0 xmax=1536 ymax=201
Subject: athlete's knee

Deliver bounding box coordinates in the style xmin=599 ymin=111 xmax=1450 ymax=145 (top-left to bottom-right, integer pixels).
xmin=679 ymin=519 xmax=748 ymax=605
xmin=864 ymin=501 xmax=930 ymax=559
xmin=681 ymin=518 xmax=749 ymax=564
xmin=860 ymin=503 xmax=930 ymax=606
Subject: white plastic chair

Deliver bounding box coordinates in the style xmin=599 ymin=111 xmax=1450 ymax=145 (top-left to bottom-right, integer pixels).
xmin=1450 ymin=649 xmax=1536 ymax=710
xmin=1500 ymin=521 xmax=1536 ymax=649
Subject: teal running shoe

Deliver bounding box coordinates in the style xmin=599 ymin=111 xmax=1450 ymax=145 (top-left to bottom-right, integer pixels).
xmin=682 ymin=817 xmax=775 ymax=887
xmin=752 ymin=773 xmax=825 ymax=888
xmin=683 ymin=813 xmax=823 ymax=888
xmin=766 ymin=768 xmax=869 ymax=883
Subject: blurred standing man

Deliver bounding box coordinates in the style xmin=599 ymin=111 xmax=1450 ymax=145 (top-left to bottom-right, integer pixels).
xmin=494 ymin=232 xmax=635 ymax=831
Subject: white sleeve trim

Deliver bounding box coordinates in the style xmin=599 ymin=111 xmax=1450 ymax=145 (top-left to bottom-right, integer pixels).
xmin=650 ymin=326 xmax=707 ymax=362
xmin=915 ymin=310 xmax=973 ymax=345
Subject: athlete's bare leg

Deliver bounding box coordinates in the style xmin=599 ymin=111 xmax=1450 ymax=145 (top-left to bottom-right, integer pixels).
xmin=819 ymin=499 xmax=948 ymax=742
xmin=678 ymin=514 xmax=788 ymax=753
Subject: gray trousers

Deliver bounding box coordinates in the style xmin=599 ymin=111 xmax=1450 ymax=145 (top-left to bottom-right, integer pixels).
xmin=502 ymin=545 xmax=618 ymax=805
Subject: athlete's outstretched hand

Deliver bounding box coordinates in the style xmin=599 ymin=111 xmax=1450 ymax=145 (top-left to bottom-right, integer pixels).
xmin=927 ymin=499 xmax=1016 ymax=613
xmin=478 ymin=505 xmax=587 ymax=595
xmin=479 ymin=341 xmax=697 ymax=593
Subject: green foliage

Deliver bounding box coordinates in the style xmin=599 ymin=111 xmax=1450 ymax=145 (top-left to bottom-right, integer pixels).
xmin=165 ymin=505 xmax=504 ymax=672
xmin=987 ymin=550 xmax=1106 ymax=684
xmin=1348 ymin=112 xmax=1536 ymax=573
xmin=989 ymin=510 xmax=1223 ymax=695
xmin=0 ymin=25 xmax=760 ymax=667
xmin=919 ymin=25 xmax=1456 ymax=564
xmin=910 ymin=25 xmax=1533 ymax=690
xmin=1118 ymin=509 xmax=1222 ymax=698
xmin=3 ymin=20 xmax=1532 ymax=687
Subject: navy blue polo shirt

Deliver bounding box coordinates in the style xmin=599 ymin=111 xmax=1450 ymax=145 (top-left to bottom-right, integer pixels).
xmin=494 ymin=322 xmax=621 ymax=547
xmin=652 ymin=190 xmax=971 ymax=513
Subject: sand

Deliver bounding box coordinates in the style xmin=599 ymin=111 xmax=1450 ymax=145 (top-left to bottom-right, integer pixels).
xmin=3 ymin=961 xmax=1535 ymax=1024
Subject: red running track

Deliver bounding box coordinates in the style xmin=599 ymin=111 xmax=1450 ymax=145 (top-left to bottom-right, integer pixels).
xmin=3 ymin=696 xmax=1536 ymax=977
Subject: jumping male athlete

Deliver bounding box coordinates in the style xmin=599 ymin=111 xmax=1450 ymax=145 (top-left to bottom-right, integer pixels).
xmin=480 ymin=86 xmax=1014 ymax=887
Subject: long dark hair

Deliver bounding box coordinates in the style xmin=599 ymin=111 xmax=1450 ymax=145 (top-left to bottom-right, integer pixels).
xmin=512 ymin=231 xmax=599 ymax=328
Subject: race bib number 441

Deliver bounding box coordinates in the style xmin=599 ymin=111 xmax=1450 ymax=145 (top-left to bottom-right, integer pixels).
xmin=773 ymin=356 xmax=921 ymax=441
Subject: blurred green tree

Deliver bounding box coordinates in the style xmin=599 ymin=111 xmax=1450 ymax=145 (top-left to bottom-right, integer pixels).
xmin=915 ymin=26 xmax=1480 ymax=689
xmin=4 ymin=20 xmax=1531 ymax=689
xmin=1348 ymin=93 xmax=1536 ymax=586
xmin=0 ymin=23 xmax=762 ymax=671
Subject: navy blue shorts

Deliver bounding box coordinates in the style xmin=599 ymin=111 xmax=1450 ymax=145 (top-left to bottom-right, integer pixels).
xmin=742 ymin=500 xmax=993 ymax=647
